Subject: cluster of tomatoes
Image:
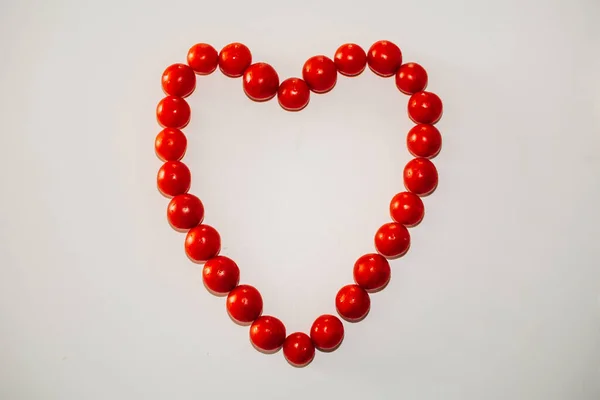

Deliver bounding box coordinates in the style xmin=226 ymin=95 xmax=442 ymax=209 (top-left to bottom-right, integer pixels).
xmin=154 ymin=40 xmax=443 ymax=367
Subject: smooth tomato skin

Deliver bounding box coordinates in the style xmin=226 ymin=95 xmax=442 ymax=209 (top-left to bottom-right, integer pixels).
xmin=187 ymin=43 xmax=219 ymax=75
xmin=310 ymin=314 xmax=344 ymax=352
xmin=155 ymin=128 xmax=187 ymax=161
xmin=277 ymin=78 xmax=310 ymax=111
xmin=161 ymin=63 xmax=196 ymax=98
xmin=157 ymin=161 xmax=191 ymax=197
xmin=250 ymin=316 xmax=287 ymax=352
xmin=156 ymin=96 xmax=191 ymax=129
xmin=283 ymin=332 xmax=315 ymax=367
xmin=406 ymin=124 xmax=442 ymax=158
xmin=219 ymin=43 xmax=252 ymax=77
xmin=404 ymin=157 xmax=439 ymax=196
xmin=243 ymin=62 xmax=280 ymax=102
xmin=374 ymin=222 xmax=411 ymax=258
xmin=408 ymin=91 xmax=443 ymax=124
xmin=226 ymin=284 xmax=263 ymax=324
xmin=167 ymin=193 xmax=204 ymax=230
xmin=335 ymin=284 xmax=370 ymax=322
xmin=395 ymin=62 xmax=428 ymax=94
xmin=353 ymin=253 xmax=391 ymax=292
xmin=389 ymin=191 xmax=425 ymax=227
xmin=185 ymin=224 xmax=221 ymax=262
xmin=367 ymin=40 xmax=402 ymax=77
xmin=302 ymin=55 xmax=337 ymax=94
xmin=202 ymin=256 xmax=240 ymax=295
xmin=334 ymin=43 xmax=367 ymax=76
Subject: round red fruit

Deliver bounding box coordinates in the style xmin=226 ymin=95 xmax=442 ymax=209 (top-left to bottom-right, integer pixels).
xmin=310 ymin=314 xmax=344 ymax=351
xmin=185 ymin=224 xmax=221 ymax=262
xmin=335 ymin=284 xmax=370 ymax=322
xmin=243 ymin=62 xmax=280 ymax=102
xmin=334 ymin=43 xmax=367 ymax=76
xmin=202 ymin=256 xmax=240 ymax=295
xmin=167 ymin=193 xmax=204 ymax=230
xmin=302 ymin=55 xmax=337 ymax=93
xmin=404 ymin=157 xmax=438 ymax=196
xmin=353 ymin=253 xmax=391 ymax=292
xmin=375 ymin=222 xmax=410 ymax=258
xmin=157 ymin=161 xmax=191 ymax=197
xmin=226 ymin=284 xmax=263 ymax=324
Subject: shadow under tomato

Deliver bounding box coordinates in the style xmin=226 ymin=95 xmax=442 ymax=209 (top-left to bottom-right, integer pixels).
xmin=337 ymin=307 xmax=370 ymax=323
xmin=316 ymin=335 xmax=345 ymax=354
xmin=201 ymin=279 xmax=229 ymax=298
xmin=249 ymin=338 xmax=283 ymax=355
xmin=227 ymin=311 xmax=254 ymax=327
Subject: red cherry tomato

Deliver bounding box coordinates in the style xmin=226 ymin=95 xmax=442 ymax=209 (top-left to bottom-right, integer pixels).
xmin=408 ymin=91 xmax=443 ymax=124
xmin=375 ymin=222 xmax=410 ymax=258
xmin=161 ymin=63 xmax=196 ymax=98
xmin=187 ymin=43 xmax=218 ymax=75
xmin=335 ymin=284 xmax=370 ymax=322
xmin=250 ymin=315 xmax=286 ymax=352
xmin=156 ymin=96 xmax=191 ymax=129
xmin=407 ymin=124 xmax=442 ymax=158
xmin=333 ymin=43 xmax=367 ymax=77
xmin=226 ymin=284 xmax=263 ymax=324
xmin=242 ymin=62 xmax=280 ymax=102
xmin=155 ymin=128 xmax=187 ymax=161
xmin=283 ymin=332 xmax=315 ymax=367
xmin=367 ymin=40 xmax=402 ymax=77
xmin=218 ymin=43 xmax=252 ymax=78
xmin=277 ymin=77 xmax=310 ymax=111
xmin=395 ymin=63 xmax=428 ymax=94
xmin=403 ymin=157 xmax=438 ymax=196
xmin=310 ymin=314 xmax=344 ymax=351
xmin=167 ymin=193 xmax=204 ymax=230
xmin=185 ymin=224 xmax=221 ymax=262
xmin=157 ymin=161 xmax=191 ymax=197
xmin=302 ymin=55 xmax=337 ymax=94
xmin=353 ymin=253 xmax=391 ymax=292
xmin=389 ymin=191 xmax=425 ymax=227
xmin=202 ymin=256 xmax=240 ymax=295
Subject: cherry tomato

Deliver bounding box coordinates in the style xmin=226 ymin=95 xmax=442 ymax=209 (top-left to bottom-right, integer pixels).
xmin=375 ymin=222 xmax=410 ymax=258
xmin=250 ymin=315 xmax=286 ymax=352
xmin=403 ymin=157 xmax=438 ymax=196
xmin=185 ymin=224 xmax=221 ymax=262
xmin=243 ymin=62 xmax=280 ymax=102
xmin=156 ymin=96 xmax=191 ymax=129
xmin=335 ymin=284 xmax=370 ymax=322
xmin=395 ymin=62 xmax=428 ymax=94
xmin=167 ymin=193 xmax=204 ymax=230
xmin=353 ymin=253 xmax=391 ymax=292
xmin=333 ymin=43 xmax=367 ymax=76
xmin=218 ymin=43 xmax=252 ymax=78
xmin=226 ymin=284 xmax=263 ymax=324
xmin=310 ymin=314 xmax=344 ymax=351
xmin=187 ymin=43 xmax=218 ymax=75
xmin=155 ymin=128 xmax=187 ymax=161
xmin=283 ymin=332 xmax=315 ymax=367
xmin=161 ymin=63 xmax=196 ymax=98
xmin=202 ymin=256 xmax=240 ymax=295
xmin=367 ymin=40 xmax=402 ymax=77
xmin=389 ymin=191 xmax=425 ymax=227
xmin=408 ymin=91 xmax=443 ymax=124
xmin=302 ymin=55 xmax=337 ymax=94
xmin=407 ymin=124 xmax=442 ymax=158
xmin=277 ymin=77 xmax=310 ymax=111
xmin=157 ymin=161 xmax=191 ymax=197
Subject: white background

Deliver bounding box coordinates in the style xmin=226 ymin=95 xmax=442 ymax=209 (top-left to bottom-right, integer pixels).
xmin=1 ymin=0 xmax=599 ymax=399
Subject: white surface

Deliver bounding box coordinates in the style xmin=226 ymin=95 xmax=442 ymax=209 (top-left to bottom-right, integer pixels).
xmin=1 ymin=0 xmax=599 ymax=399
